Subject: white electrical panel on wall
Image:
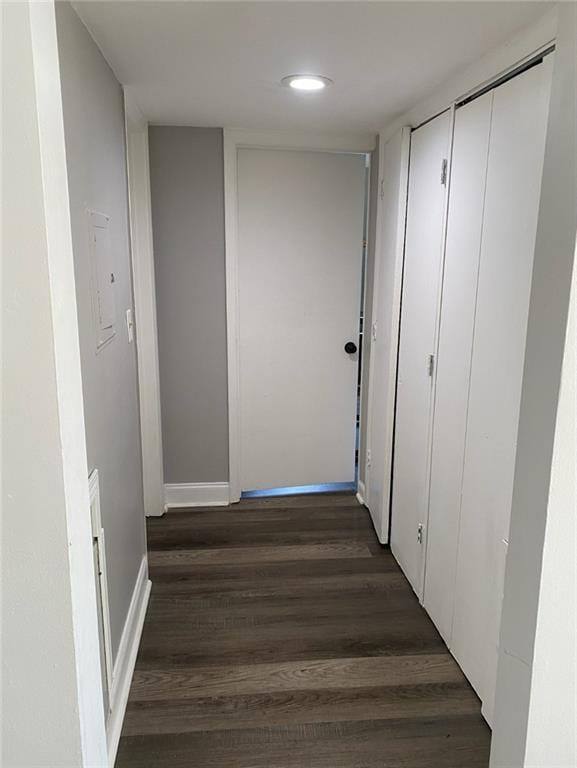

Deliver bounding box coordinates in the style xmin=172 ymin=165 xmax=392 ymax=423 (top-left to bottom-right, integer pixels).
xmin=88 ymin=210 xmax=116 ymax=350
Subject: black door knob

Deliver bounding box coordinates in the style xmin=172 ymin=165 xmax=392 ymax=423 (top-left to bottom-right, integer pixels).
xmin=344 ymin=341 xmax=358 ymax=354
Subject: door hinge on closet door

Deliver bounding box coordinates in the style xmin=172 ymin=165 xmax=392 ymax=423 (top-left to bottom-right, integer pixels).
xmin=417 ymin=523 xmax=425 ymax=544
xmin=428 ymin=354 xmax=435 ymax=377
xmin=441 ymin=158 xmax=448 ymax=187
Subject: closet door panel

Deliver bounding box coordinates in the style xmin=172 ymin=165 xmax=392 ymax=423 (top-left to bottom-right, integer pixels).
xmin=391 ymin=111 xmax=451 ymax=596
xmin=451 ymin=58 xmax=553 ymax=708
xmin=423 ymin=92 xmax=493 ymax=643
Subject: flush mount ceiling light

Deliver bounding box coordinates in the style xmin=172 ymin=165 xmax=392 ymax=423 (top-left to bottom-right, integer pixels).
xmin=281 ymin=74 xmax=333 ymax=92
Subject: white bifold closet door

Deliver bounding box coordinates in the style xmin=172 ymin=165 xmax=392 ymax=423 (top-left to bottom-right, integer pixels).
xmin=391 ymin=111 xmax=451 ymax=596
xmin=424 ymin=91 xmax=493 ymax=646
xmin=423 ymin=56 xmax=553 ymax=723
xmin=450 ymin=57 xmax=553 ymax=722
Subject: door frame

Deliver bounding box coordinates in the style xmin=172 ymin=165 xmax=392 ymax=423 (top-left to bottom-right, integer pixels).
xmin=223 ymin=129 xmax=376 ymax=502
xmin=361 ymin=126 xmax=411 ymax=543
xmin=124 ymin=91 xmax=165 ymax=516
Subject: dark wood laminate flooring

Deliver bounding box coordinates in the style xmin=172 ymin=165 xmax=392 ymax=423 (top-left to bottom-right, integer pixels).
xmin=116 ymin=493 xmax=491 ymax=767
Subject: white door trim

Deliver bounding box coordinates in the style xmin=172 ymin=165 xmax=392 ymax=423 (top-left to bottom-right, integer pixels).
xmin=88 ymin=469 xmax=114 ymax=706
xmin=124 ymin=90 xmax=165 ymax=517
xmin=106 ymin=555 xmax=151 ymax=767
xmin=363 ymin=126 xmax=411 ymax=544
xmin=164 ymin=482 xmax=231 ymax=509
xmin=223 ymin=129 xmax=376 ymax=502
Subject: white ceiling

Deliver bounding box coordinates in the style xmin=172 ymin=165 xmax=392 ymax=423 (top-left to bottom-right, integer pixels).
xmin=74 ymin=1 xmax=550 ymax=134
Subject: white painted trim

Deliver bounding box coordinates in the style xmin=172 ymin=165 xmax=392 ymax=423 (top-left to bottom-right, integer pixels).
xmin=124 ymin=90 xmax=165 ymax=517
xmin=364 ymin=127 xmax=411 ymax=547
xmin=88 ymin=470 xmax=114 ymax=702
xmin=164 ymin=482 xmax=231 ymax=508
xmin=123 ymin=88 xmax=145 ymax=129
xmin=107 ymin=556 xmax=151 ymax=768
xmin=28 ymin=3 xmax=108 ymax=762
xmin=223 ymin=130 xmax=242 ymax=503
xmin=381 ymin=9 xmax=557 ymax=141
xmin=355 ymin=152 xmax=374 ymax=497
xmin=356 ymin=480 xmax=366 ymax=507
xmin=223 ymin=128 xmax=376 ymax=154
xmin=223 ymin=129 xmax=377 ymax=501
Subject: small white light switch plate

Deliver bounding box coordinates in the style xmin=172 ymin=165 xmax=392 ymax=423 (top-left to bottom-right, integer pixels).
xmin=126 ymin=308 xmax=134 ymax=343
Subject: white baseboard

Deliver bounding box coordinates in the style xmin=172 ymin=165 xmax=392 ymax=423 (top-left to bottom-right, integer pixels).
xmin=357 ymin=481 xmax=389 ymax=545
xmin=107 ymin=555 xmax=151 ymax=767
xmin=164 ymin=482 xmax=230 ymax=509
xmin=356 ymin=480 xmax=366 ymax=506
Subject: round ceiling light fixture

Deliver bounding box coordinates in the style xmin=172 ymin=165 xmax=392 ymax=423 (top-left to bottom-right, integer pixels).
xmin=281 ymin=74 xmax=333 ymax=92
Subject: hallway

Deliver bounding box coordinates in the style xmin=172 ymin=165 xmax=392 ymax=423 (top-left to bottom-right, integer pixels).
xmin=116 ymin=493 xmax=490 ymax=767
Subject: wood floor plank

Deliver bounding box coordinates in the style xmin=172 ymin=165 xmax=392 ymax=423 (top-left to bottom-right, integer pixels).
xmin=129 ymin=654 xmax=468 ymax=702
xmin=136 ymin=611 xmax=448 ymax=667
xmin=122 ymin=683 xmax=483 ymax=736
xmin=142 ymin=584 xmax=419 ymax=621
xmin=148 ymin=552 xmax=401 ymax=585
xmin=148 ymin=541 xmax=373 ymax=566
xmin=147 ymin=524 xmax=376 ymax=551
xmin=116 ymin=492 xmax=490 ymax=767
xmin=117 ymin=716 xmax=490 ymax=768
xmin=148 ymin=572 xmax=408 ymax=603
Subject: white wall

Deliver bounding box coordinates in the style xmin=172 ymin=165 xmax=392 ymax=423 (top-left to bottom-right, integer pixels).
xmin=2 ymin=2 xmax=107 ymax=764
xmin=490 ymin=5 xmax=577 ymax=764
xmin=525 ymin=242 xmax=577 ymax=766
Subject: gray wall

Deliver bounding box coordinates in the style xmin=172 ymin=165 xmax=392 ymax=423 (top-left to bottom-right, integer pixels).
xmin=56 ymin=2 xmax=146 ymax=658
xmin=359 ymin=141 xmax=380 ymax=488
xmin=148 ymin=127 xmax=229 ymax=484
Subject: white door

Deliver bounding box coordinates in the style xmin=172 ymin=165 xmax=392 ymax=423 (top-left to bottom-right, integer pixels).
xmin=423 ymin=92 xmax=493 ymax=643
xmin=451 ymin=57 xmax=553 ymax=719
xmin=237 ymin=148 xmax=366 ymax=493
xmin=390 ymin=111 xmax=452 ymax=596
xmin=364 ymin=128 xmax=411 ymax=544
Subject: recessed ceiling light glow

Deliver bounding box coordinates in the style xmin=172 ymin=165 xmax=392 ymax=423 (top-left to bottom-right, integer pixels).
xmin=281 ymin=74 xmax=333 ymax=92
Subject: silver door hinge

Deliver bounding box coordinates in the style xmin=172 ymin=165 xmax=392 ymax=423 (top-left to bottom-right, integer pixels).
xmin=366 ymin=449 xmax=372 ymax=468
xmin=372 ymin=321 xmax=377 ymax=341
xmin=417 ymin=523 xmax=424 ymax=544
xmin=428 ymin=354 xmax=435 ymax=377
xmin=379 ymin=179 xmax=385 ymax=200
xmin=441 ymin=158 xmax=448 ymax=187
